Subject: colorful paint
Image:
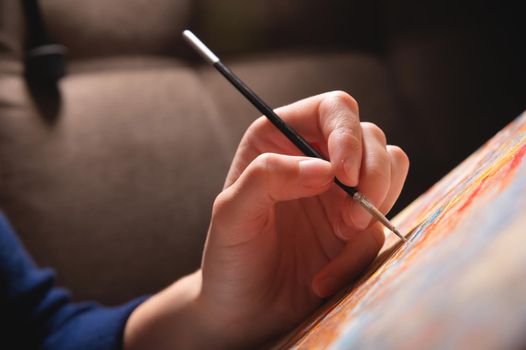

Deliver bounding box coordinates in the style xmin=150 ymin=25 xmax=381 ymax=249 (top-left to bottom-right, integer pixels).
xmin=278 ymin=111 xmax=526 ymax=349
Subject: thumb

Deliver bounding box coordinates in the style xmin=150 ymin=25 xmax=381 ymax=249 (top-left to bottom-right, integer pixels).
xmin=212 ymin=153 xmax=333 ymax=233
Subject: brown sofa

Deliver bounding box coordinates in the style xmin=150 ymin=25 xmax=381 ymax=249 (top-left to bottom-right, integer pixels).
xmin=0 ymin=0 xmax=524 ymax=305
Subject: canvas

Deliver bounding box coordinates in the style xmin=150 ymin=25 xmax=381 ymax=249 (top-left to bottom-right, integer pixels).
xmin=277 ymin=111 xmax=526 ymax=349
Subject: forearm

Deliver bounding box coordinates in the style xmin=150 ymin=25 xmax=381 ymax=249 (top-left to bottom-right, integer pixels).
xmin=124 ymin=270 xmax=223 ymax=350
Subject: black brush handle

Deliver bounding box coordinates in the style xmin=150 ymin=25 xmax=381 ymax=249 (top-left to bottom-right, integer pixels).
xmin=214 ymin=61 xmax=357 ymax=197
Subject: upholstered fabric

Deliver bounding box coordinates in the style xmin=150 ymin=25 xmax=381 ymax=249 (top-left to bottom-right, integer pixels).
xmin=0 ymin=57 xmax=231 ymax=303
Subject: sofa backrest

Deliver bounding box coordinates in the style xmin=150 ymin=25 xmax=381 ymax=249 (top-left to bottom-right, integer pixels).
xmin=0 ymin=0 xmax=390 ymax=305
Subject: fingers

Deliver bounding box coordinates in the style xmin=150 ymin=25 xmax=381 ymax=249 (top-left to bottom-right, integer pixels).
xmin=212 ymin=154 xmax=334 ymax=243
xmin=312 ymin=223 xmax=385 ymax=298
xmin=318 ymin=92 xmax=362 ymax=187
xmin=234 ymin=91 xmax=409 ymax=236
xmin=379 ymin=146 xmax=410 ymax=214
xmin=346 ymin=122 xmax=391 ymax=230
xmin=245 ymin=91 xmax=362 ymax=186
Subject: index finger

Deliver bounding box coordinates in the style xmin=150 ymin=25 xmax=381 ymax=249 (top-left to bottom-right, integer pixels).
xmin=272 ymin=91 xmax=362 ymax=186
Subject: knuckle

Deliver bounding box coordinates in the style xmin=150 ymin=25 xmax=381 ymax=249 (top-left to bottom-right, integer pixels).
xmin=252 ymin=115 xmax=267 ymax=128
xmin=362 ymin=122 xmax=387 ymax=145
xmin=251 ymin=153 xmax=276 ymax=194
xmin=319 ymin=91 xmax=360 ymax=124
xmin=245 ymin=116 xmax=268 ymax=137
xmin=251 ymin=153 xmax=298 ymax=201
xmin=327 ymin=90 xmax=359 ymax=113
xmin=212 ymin=190 xmax=233 ymax=218
xmin=389 ymin=145 xmax=410 ymax=168
xmin=338 ymin=129 xmax=362 ymax=152
xmin=320 ymin=92 xmax=362 ymax=150
xmin=252 ymin=153 xmax=274 ymax=175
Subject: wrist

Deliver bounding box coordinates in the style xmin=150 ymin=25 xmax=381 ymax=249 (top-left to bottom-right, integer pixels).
xmin=124 ymin=270 xmax=208 ymax=350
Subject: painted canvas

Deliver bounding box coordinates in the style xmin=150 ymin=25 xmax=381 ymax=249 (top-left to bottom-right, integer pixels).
xmin=277 ymin=111 xmax=526 ymax=349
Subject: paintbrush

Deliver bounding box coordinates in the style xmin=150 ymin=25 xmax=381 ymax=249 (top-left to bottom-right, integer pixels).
xmin=182 ymin=30 xmax=406 ymax=243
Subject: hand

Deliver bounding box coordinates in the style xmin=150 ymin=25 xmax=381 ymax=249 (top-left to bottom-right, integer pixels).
xmin=199 ymin=91 xmax=409 ymax=347
xmin=124 ymin=91 xmax=409 ymax=349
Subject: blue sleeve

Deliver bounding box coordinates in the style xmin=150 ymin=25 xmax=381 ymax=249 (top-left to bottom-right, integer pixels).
xmin=0 ymin=212 xmax=148 ymax=349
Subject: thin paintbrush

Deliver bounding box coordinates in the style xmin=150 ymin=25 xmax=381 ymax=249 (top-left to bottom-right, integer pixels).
xmin=182 ymin=30 xmax=406 ymax=242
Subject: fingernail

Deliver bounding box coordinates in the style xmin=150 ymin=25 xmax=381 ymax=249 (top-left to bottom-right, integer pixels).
xmin=299 ymin=159 xmax=332 ymax=188
xmin=343 ymin=157 xmax=359 ymax=186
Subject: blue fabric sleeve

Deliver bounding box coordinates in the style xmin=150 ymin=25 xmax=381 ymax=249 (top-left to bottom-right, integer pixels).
xmin=0 ymin=212 xmax=148 ymax=349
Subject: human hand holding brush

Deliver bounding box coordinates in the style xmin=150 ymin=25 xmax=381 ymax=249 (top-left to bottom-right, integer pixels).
xmin=125 ymin=92 xmax=409 ymax=349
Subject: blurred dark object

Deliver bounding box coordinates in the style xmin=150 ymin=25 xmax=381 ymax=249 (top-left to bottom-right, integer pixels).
xmin=23 ymin=0 xmax=66 ymax=83
xmin=25 ymin=43 xmax=66 ymax=83
xmin=0 ymin=0 xmax=524 ymax=304
xmin=22 ymin=0 xmax=66 ymax=123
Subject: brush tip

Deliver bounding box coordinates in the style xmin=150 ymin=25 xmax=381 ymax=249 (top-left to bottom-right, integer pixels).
xmin=394 ymin=228 xmax=407 ymax=242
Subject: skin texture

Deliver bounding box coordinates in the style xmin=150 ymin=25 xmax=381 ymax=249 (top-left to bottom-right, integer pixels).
xmin=124 ymin=91 xmax=409 ymax=349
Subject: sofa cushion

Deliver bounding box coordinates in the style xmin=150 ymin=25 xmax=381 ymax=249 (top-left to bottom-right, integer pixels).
xmin=0 ymin=57 xmax=231 ymax=303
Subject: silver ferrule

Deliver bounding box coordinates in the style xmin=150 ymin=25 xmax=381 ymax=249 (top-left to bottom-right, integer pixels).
xmin=353 ymin=192 xmax=406 ymax=242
